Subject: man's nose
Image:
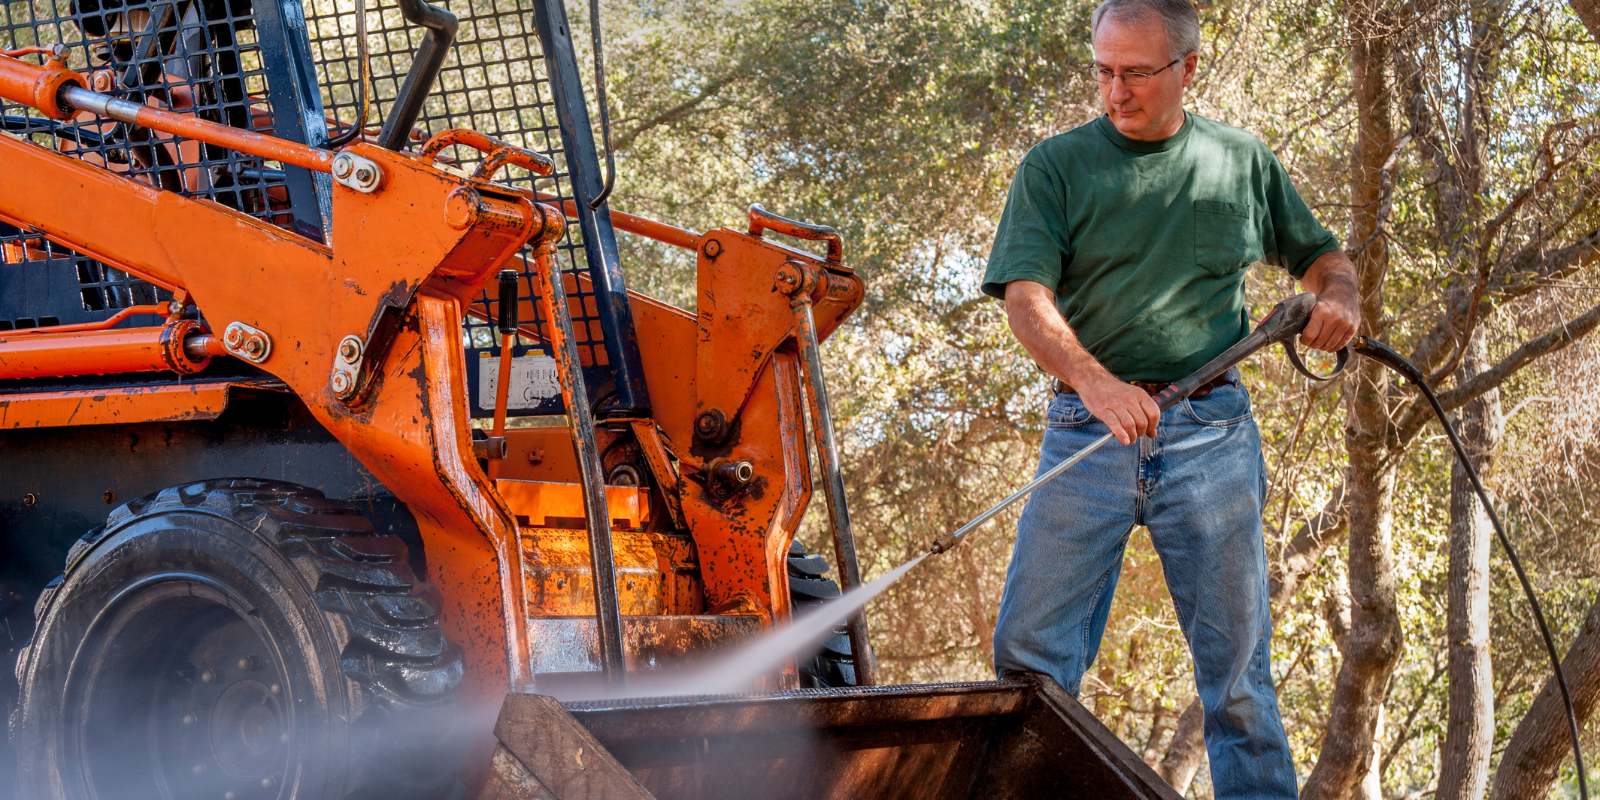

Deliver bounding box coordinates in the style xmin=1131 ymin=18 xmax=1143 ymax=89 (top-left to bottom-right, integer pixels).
xmin=1109 ymin=77 xmax=1133 ymax=103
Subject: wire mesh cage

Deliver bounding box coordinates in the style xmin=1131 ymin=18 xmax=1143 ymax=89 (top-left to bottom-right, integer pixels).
xmin=2 ymin=0 xmax=627 ymax=414
xmin=0 ymin=0 xmax=329 ymax=334
xmin=305 ymin=0 xmax=619 ymax=417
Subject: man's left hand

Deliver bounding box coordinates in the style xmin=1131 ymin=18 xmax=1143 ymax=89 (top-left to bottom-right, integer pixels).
xmin=1298 ymin=250 xmax=1362 ymax=353
xmin=1301 ymin=286 xmax=1360 ymax=352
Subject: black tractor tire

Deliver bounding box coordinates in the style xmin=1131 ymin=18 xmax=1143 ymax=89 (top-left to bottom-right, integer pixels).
xmin=10 ymin=478 xmax=466 ymax=800
xmin=786 ymin=540 xmax=859 ymax=688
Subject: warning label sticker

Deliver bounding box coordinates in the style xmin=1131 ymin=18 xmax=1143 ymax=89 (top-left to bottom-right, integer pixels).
xmin=479 ymin=354 xmax=560 ymax=410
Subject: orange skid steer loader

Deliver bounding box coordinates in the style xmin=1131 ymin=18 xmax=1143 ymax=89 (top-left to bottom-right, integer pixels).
xmin=0 ymin=0 xmax=1181 ymax=797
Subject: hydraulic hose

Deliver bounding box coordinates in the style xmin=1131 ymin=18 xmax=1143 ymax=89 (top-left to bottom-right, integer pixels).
xmin=1354 ymin=336 xmax=1588 ymax=800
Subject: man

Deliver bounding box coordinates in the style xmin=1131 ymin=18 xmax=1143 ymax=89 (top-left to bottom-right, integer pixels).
xmin=982 ymin=0 xmax=1360 ymax=796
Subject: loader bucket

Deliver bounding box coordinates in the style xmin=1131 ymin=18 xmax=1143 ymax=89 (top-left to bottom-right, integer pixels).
xmin=477 ymin=675 xmax=1182 ymax=800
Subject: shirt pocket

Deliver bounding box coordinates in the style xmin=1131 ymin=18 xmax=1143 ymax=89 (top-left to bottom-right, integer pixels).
xmin=1193 ymin=200 xmax=1261 ymax=277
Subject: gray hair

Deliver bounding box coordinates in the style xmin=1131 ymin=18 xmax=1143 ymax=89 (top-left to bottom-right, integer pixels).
xmin=1090 ymin=0 xmax=1201 ymax=61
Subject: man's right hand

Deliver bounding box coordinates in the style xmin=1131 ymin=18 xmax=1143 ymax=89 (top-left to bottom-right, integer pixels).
xmin=1074 ymin=369 xmax=1160 ymax=445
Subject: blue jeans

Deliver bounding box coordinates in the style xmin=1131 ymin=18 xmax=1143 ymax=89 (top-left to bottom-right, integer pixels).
xmin=992 ymin=375 xmax=1297 ymax=799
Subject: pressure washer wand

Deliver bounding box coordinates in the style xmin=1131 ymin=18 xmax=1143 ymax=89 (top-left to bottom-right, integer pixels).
xmin=930 ymin=293 xmax=1337 ymax=555
xmin=921 ymin=296 xmax=1588 ymax=800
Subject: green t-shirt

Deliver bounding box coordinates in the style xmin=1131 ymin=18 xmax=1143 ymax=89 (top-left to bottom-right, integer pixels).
xmin=981 ymin=112 xmax=1339 ymax=383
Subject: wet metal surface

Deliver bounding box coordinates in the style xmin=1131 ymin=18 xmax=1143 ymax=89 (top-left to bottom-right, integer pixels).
xmin=526 ymin=614 xmax=763 ymax=677
xmin=487 ymin=676 xmax=1182 ymax=800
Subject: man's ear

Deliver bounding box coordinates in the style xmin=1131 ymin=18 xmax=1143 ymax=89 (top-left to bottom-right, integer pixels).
xmin=1181 ymin=52 xmax=1199 ymax=87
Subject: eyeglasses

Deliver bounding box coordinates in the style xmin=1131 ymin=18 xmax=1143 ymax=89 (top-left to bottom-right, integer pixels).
xmin=1089 ymin=58 xmax=1182 ymax=86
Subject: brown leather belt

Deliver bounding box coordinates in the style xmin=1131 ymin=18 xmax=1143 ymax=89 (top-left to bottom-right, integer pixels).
xmin=1051 ymin=373 xmax=1235 ymax=399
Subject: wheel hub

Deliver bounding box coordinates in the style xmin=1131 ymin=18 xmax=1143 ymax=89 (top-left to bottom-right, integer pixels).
xmin=70 ymin=582 xmax=295 ymax=800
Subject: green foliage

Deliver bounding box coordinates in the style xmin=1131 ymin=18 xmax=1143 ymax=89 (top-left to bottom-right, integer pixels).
xmin=595 ymin=0 xmax=1600 ymax=793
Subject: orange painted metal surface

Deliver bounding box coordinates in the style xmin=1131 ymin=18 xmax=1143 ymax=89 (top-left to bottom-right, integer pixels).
xmin=533 ymin=192 xmax=700 ymax=252
xmin=0 ymin=50 xmax=84 ymax=120
xmin=113 ymin=95 xmax=333 ymax=172
xmin=0 ymin=319 xmax=209 ymax=378
xmin=0 ymin=130 xmax=550 ymax=771
xmin=0 ymin=380 xmax=280 ymax=429
xmin=497 ymin=480 xmax=650 ymax=530
xmin=520 ymin=528 xmax=664 ymax=616
xmin=630 ymin=420 xmax=687 ymax=529
xmin=0 ymin=66 xmax=868 ymax=721
xmin=693 ymin=229 xmax=863 ymax=461
xmin=0 ymin=53 xmax=332 ymax=171
xmin=422 ymin=129 xmax=555 ymax=180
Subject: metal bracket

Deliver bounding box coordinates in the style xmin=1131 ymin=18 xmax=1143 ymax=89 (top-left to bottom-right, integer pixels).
xmin=222 ymin=321 xmax=272 ymax=364
xmin=329 ymin=334 xmax=365 ymax=399
xmin=331 ymin=152 xmax=384 ymax=194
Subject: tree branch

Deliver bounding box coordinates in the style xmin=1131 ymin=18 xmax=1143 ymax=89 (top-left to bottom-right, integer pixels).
xmin=1489 ymin=594 xmax=1600 ymax=799
xmin=1428 ymin=119 xmax=1581 ymax=382
xmin=611 ymin=76 xmax=737 ymax=152
xmin=1407 ymin=225 xmax=1600 ymax=375
xmin=1393 ymin=296 xmax=1600 ymax=445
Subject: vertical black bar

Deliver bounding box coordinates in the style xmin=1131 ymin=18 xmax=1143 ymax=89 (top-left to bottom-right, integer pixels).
xmin=251 ymin=0 xmax=333 ymax=234
xmin=530 ymin=0 xmax=651 ymax=416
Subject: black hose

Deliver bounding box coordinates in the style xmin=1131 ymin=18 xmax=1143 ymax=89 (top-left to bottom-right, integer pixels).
xmin=587 ymin=0 xmax=616 ymax=210
xmin=1355 ymin=335 xmax=1588 ymax=799
xmin=325 ymin=0 xmax=371 ymax=148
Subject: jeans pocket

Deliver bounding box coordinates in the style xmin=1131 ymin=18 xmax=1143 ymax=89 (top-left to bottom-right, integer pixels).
xmin=1182 ymin=383 xmax=1252 ymax=427
xmin=1194 ymin=200 xmax=1261 ymax=277
xmin=1047 ymin=394 xmax=1095 ymax=429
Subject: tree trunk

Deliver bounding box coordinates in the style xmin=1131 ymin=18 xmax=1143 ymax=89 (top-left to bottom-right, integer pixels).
xmin=1158 ymin=699 xmax=1208 ymax=792
xmin=1301 ymin=0 xmax=1404 ymax=794
xmin=1571 ymin=0 xmax=1600 ymax=44
xmin=1490 ymin=596 xmax=1600 ymax=799
xmin=1437 ymin=333 xmax=1500 ymax=800
xmin=1356 ymin=706 xmax=1385 ymax=800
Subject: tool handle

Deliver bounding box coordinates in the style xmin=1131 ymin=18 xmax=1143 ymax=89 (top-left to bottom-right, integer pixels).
xmin=1152 ymin=293 xmax=1326 ymax=411
xmin=748 ymin=204 xmax=844 ymax=263
xmin=1283 ymin=337 xmax=1352 ymax=381
xmin=497 ymin=269 xmax=520 ymax=334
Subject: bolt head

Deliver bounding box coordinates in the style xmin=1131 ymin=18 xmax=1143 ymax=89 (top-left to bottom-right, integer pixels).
xmin=200 ymin=669 xmax=216 ymax=684
xmin=702 ymin=238 xmax=722 ymax=258
xmin=330 ymin=372 xmax=351 ymax=395
xmin=339 ymin=340 xmax=360 ymax=361
xmin=270 ymin=683 xmax=282 ymax=695
xmin=243 ymin=339 xmax=264 ymax=356
xmin=262 ymin=776 xmax=277 ymax=789
xmin=224 ymin=327 xmax=244 ymax=347
xmin=695 ymin=410 xmax=727 ymax=442
xmin=354 ymin=166 xmax=375 ymax=184
xmin=332 ymin=154 xmax=353 ymax=179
